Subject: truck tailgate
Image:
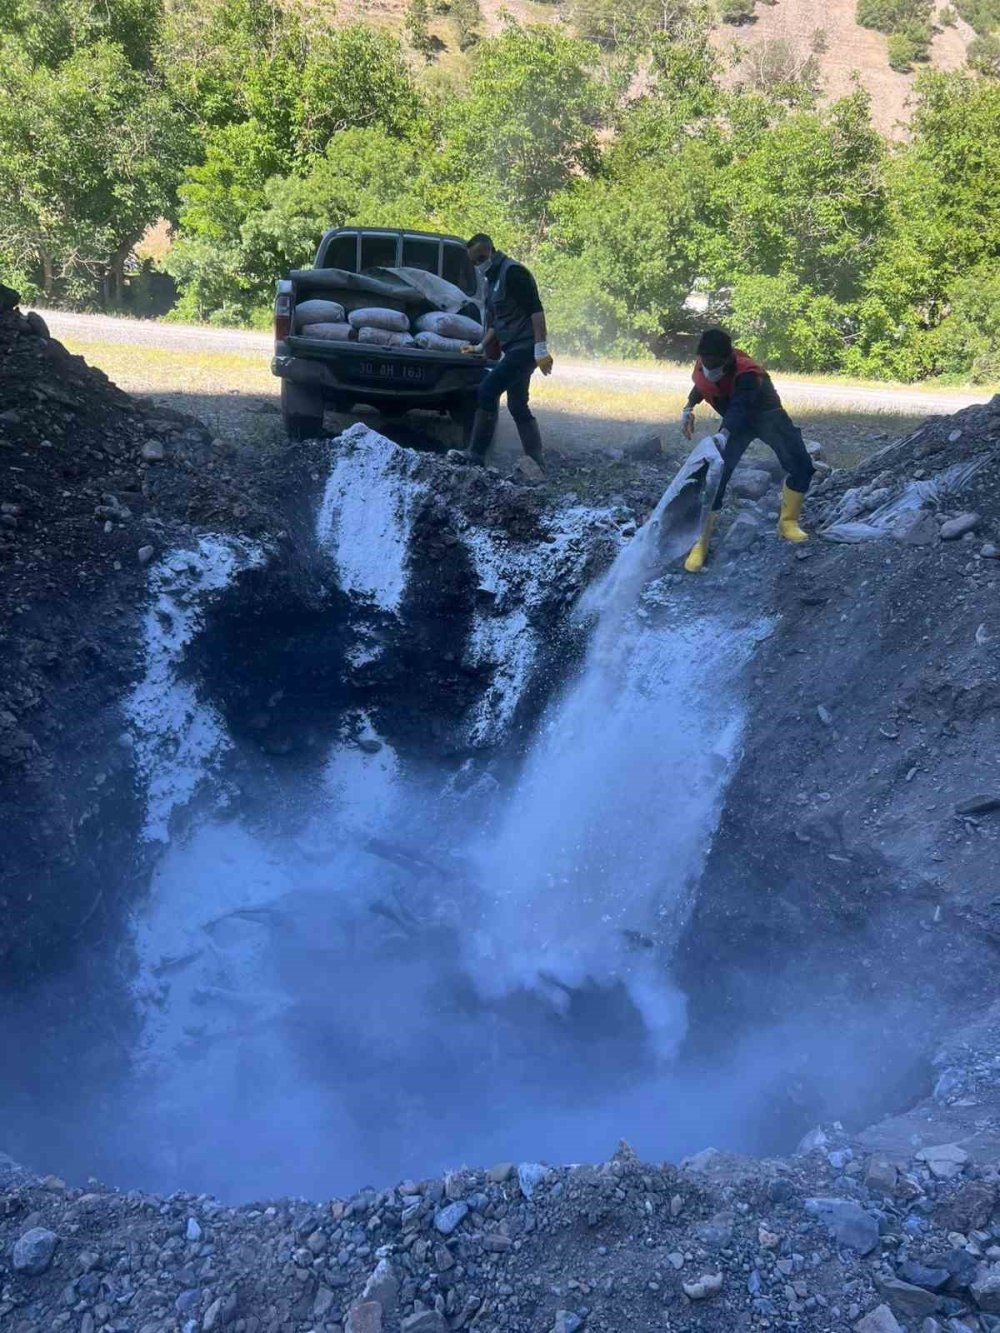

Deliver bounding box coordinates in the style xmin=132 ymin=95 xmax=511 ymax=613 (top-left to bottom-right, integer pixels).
xmin=286 ymin=336 xmax=484 ymax=391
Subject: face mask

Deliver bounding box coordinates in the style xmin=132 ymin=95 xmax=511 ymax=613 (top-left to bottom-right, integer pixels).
xmin=703 ymin=363 xmax=726 ymax=383
xmin=474 ymin=256 xmax=492 ymax=277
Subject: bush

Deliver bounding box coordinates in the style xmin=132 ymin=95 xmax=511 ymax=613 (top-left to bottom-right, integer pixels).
xmin=726 ymin=272 xmax=849 ymax=372
xmin=886 ymin=30 xmax=923 ymax=67
xmin=937 ymin=4 xmax=958 ymax=23
xmin=955 ymin=0 xmax=1000 ymax=33
xmin=968 ymin=32 xmax=1000 ymax=74
xmin=718 ymin=0 xmax=756 ymax=22
xmin=931 ymin=266 xmax=1000 ymax=381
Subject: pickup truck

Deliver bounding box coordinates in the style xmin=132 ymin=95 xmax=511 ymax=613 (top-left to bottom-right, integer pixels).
xmin=272 ymin=226 xmax=489 ymax=441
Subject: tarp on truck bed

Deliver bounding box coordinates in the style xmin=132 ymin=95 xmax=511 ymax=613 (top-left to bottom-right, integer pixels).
xmin=287 ymin=266 xmax=477 ymax=316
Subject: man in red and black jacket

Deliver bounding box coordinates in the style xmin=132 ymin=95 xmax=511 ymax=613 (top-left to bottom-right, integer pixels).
xmin=680 ymin=327 xmax=814 ymax=572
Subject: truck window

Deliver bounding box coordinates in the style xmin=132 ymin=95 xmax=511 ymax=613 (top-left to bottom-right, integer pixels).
xmin=402 ymin=237 xmax=440 ymax=274
xmin=442 ymin=243 xmax=477 ymax=296
xmin=321 ymin=232 xmax=358 ymax=271
xmin=360 ymin=234 xmax=399 ymax=271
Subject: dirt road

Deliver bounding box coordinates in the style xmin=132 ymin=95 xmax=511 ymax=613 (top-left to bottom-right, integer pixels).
xmin=38 ymin=310 xmax=990 ymax=416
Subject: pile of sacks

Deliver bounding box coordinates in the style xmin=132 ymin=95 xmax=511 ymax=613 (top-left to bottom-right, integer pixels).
xmin=292 ymin=300 xmax=483 ymax=351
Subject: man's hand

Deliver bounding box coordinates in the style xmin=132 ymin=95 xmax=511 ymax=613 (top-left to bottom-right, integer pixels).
xmin=709 ymin=429 xmax=730 ymax=453
xmin=681 ymin=406 xmax=695 ymax=440
xmin=462 ymin=342 xmax=485 ymax=356
xmin=534 ymin=342 xmax=553 ymax=376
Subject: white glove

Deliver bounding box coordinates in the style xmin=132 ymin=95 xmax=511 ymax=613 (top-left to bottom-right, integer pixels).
xmin=710 ymin=428 xmax=730 ymax=451
xmin=462 ymin=342 xmax=485 ymax=356
xmin=534 ymin=341 xmax=553 ymax=375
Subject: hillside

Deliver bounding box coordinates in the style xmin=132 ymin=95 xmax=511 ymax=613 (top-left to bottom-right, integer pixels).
xmin=312 ymin=0 xmax=980 ymax=134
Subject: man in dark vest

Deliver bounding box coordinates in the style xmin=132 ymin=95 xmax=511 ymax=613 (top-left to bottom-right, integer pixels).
xmin=462 ymin=234 xmax=552 ymax=466
xmin=681 ymin=327 xmax=815 ymax=572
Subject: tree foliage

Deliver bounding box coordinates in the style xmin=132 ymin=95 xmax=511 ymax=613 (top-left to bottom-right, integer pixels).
xmin=0 ymin=0 xmax=997 ymax=378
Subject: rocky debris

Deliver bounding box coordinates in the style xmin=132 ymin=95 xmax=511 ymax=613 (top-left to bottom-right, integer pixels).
xmin=917 ymin=1144 xmax=969 ymax=1180
xmin=940 ymin=511 xmax=981 ymax=540
xmin=1 ymin=1135 xmax=999 ymax=1333
xmin=894 ymin=509 xmax=940 ymax=544
xmin=731 ymin=467 xmax=773 ymax=500
xmin=10 ymin=1225 xmax=58 ymax=1274
xmin=855 ymin=1304 xmax=903 ymax=1333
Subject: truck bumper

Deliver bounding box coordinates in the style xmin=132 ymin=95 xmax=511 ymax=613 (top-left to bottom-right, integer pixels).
xmin=271 ymin=341 xmax=486 ymax=404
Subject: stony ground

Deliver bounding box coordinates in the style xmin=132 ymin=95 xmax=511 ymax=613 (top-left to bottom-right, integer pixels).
xmin=3 ymin=1125 xmax=1000 ymax=1333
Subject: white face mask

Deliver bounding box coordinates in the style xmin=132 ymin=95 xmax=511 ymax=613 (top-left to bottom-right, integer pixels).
xmin=474 ymin=257 xmax=492 ymax=277
xmin=703 ymin=364 xmax=726 ymax=383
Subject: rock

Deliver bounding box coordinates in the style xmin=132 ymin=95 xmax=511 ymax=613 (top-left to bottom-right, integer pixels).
xmin=138 ymin=544 xmax=155 ymax=565
xmin=510 ymin=456 xmax=544 ymax=484
xmin=682 ymin=1147 xmax=722 ymax=1173
xmin=696 ymin=1211 xmax=735 ymax=1249
xmin=624 ymin=432 xmax=662 ymax=461
xmin=313 ymin=1287 xmax=336 ymax=1319
xmin=142 ymin=439 xmax=166 ymax=462
xmin=362 ymin=1259 xmax=398 ymax=1315
xmin=972 ymin=1266 xmax=1000 ymax=1313
xmin=25 ymin=310 xmax=49 ymax=338
xmin=894 ymin=510 xmax=939 ymax=545
xmin=487 ymin=1163 xmax=514 ymax=1183
xmin=12 ymin=1227 xmax=58 ymax=1274
xmin=937 ymin=1180 xmax=998 ymax=1232
xmin=805 ymin=439 xmax=825 ymax=460
xmin=954 ymin=796 xmax=1000 ymax=817
xmin=186 ymin=1217 xmax=202 ymax=1242
xmin=916 ymin=1143 xmax=968 ymax=1179
xmin=401 ymin=1314 xmax=447 ymax=1333
xmin=804 ymin=1198 xmax=880 ymax=1254
xmin=940 ymin=512 xmax=981 ymax=540
xmin=683 ymin=1272 xmax=723 ymax=1300
xmin=865 ymin=1156 xmax=899 ymax=1194
xmin=879 ymin=1278 xmax=942 ymax=1319
xmin=433 ymin=1201 xmax=468 ymax=1235
xmin=981 ymin=543 xmax=999 ymax=559
xmin=0 ymin=283 xmax=20 ymax=310
xmin=731 ymin=469 xmax=773 ymax=501
xmin=202 ymin=1297 xmax=225 ymax=1330
xmin=346 ymin=1301 xmax=383 ymax=1333
xmin=553 ymin=1313 xmax=584 ymax=1333
xmin=175 ymin=1289 xmax=202 ymax=1315
xmin=855 ymin=1305 xmax=903 ymax=1333
xmin=898 ymin=1262 xmax=951 ymax=1293
xmin=483 ymin=1233 xmax=512 ymax=1253
xmin=517 ymin=1162 xmax=548 ymax=1199
xmin=725 ymin=511 xmax=762 ymax=554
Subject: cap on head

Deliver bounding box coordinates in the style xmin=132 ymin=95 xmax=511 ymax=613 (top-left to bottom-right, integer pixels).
xmin=467 ymin=233 xmax=494 ymax=266
xmin=696 ymin=327 xmax=733 ymax=365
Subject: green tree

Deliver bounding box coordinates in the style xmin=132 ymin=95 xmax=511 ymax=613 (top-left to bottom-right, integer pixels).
xmin=0 ymin=37 xmax=187 ymax=303
xmin=451 ymin=0 xmax=483 ymax=51
xmin=441 ymin=24 xmax=604 ymax=230
xmin=406 ymin=0 xmax=436 ymax=59
xmin=0 ymin=0 xmax=161 ymax=70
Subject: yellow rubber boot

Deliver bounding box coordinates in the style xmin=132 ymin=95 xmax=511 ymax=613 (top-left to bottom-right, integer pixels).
xmin=684 ymin=511 xmax=718 ymax=572
xmin=777 ymin=483 xmax=809 ymax=543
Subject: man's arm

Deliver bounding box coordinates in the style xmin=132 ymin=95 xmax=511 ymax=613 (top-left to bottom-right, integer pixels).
xmin=686 ymin=387 xmax=704 ymax=409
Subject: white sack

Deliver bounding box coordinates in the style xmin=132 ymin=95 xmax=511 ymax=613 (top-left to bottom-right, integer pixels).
xmin=414 ymin=330 xmax=472 ymax=353
xmin=300 ymin=321 xmax=353 ymax=342
xmin=415 ymin=310 xmax=483 ymax=341
xmin=357 ymin=327 xmax=416 ymax=348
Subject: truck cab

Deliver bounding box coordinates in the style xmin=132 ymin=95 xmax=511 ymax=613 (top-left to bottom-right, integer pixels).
xmin=272 ymin=227 xmax=489 ymax=441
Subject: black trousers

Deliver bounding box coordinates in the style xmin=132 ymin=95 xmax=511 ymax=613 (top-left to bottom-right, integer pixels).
xmin=476 ymin=345 xmax=536 ymax=424
xmin=712 ymin=408 xmax=815 ymax=512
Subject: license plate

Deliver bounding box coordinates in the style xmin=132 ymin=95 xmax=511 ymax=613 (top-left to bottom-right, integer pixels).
xmin=350 ymin=359 xmax=429 ymax=386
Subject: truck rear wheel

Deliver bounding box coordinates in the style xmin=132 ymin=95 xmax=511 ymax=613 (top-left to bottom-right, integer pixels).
xmin=281 ymin=380 xmax=324 ymax=441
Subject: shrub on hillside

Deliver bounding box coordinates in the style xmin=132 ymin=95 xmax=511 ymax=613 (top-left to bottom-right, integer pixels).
xmin=955 ymin=0 xmax=1000 ymax=33
xmin=967 ymin=31 xmax=1000 ymax=72
xmin=718 ymin=0 xmax=757 ymax=24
